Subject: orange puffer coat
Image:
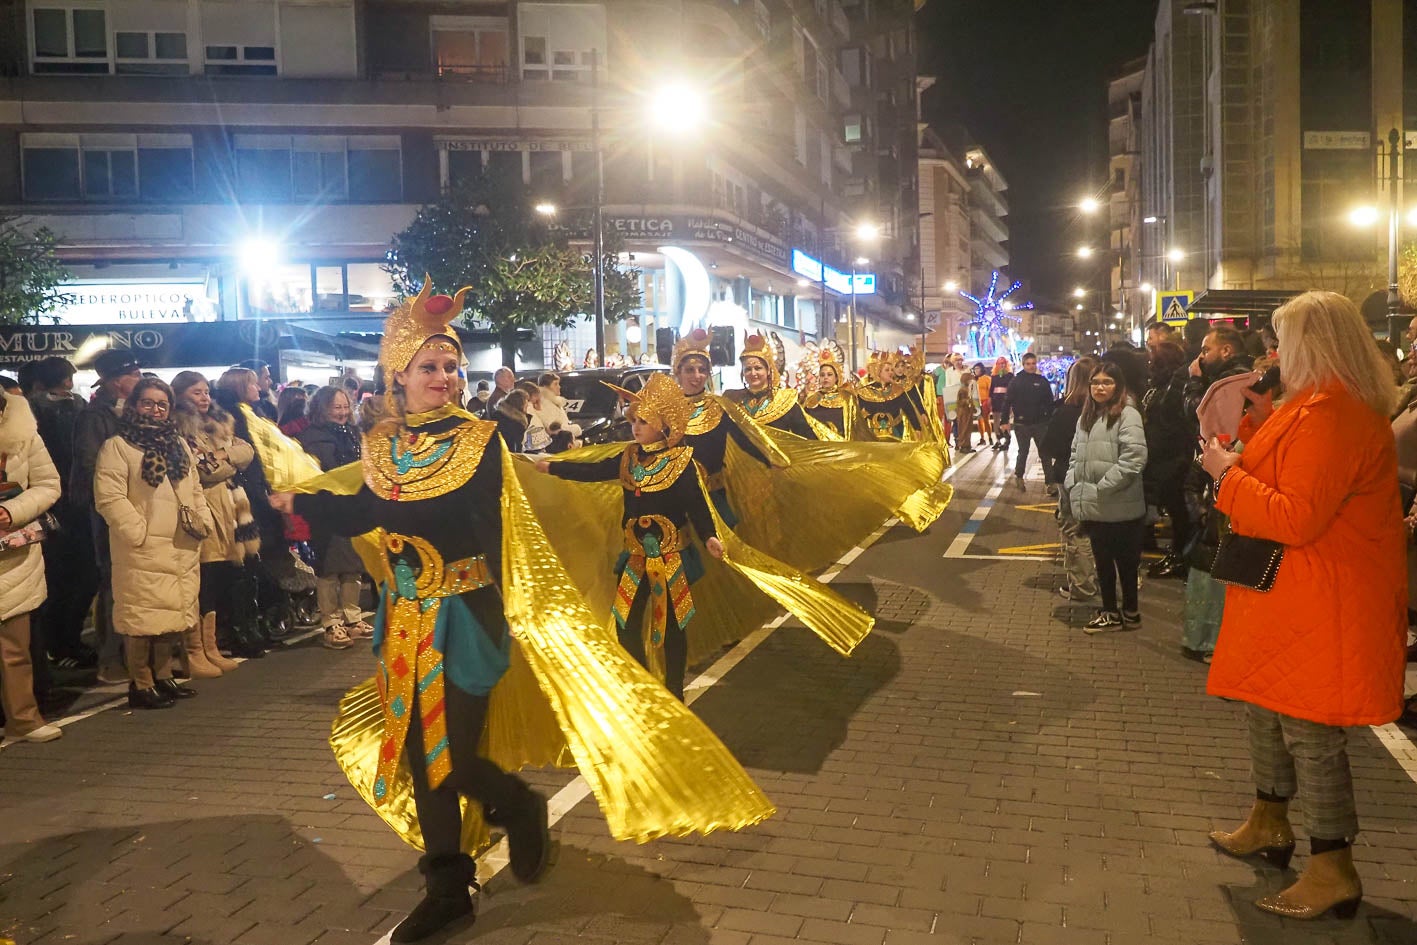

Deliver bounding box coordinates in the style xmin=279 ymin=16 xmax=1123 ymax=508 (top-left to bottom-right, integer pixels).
xmin=1206 ymin=384 xmax=1407 ymax=726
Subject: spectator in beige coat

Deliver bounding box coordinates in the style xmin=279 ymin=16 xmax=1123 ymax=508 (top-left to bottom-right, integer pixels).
xmin=0 ymin=393 xmax=63 ymax=743
xmin=95 ymin=378 xmax=214 ymax=710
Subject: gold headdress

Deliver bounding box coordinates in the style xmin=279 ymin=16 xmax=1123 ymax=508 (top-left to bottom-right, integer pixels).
xmin=739 ymin=333 xmax=783 ymax=390
xmin=603 ymin=373 xmax=692 ymax=448
xmin=888 ymin=347 xmax=925 ymax=387
xmin=671 ymin=328 xmax=713 ymax=373
xmin=816 ymin=341 xmax=851 ymax=389
xmin=380 ymin=276 xmax=472 ymax=388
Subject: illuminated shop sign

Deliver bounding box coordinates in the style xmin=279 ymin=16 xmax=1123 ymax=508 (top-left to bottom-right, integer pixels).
xmin=791 ymin=250 xmax=876 ymax=295
xmin=52 ymin=282 xmax=217 ymax=326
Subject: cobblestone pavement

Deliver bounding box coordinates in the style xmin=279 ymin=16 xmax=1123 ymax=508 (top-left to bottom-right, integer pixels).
xmin=2 ymin=448 xmax=1416 ymax=945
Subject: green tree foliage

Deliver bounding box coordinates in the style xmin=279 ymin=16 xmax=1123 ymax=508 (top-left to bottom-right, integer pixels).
xmin=0 ymin=215 xmax=71 ymax=325
xmin=384 ymin=177 xmax=640 ymax=365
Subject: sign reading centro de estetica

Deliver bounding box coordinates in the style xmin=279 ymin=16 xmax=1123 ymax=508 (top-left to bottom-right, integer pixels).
xmin=53 ymin=282 xmax=217 ymax=326
xmin=791 ymin=250 xmax=876 ymax=296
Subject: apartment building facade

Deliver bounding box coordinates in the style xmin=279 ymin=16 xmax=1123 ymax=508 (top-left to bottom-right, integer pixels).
xmin=1135 ymin=0 xmax=1414 ymax=312
xmin=0 ymin=0 xmax=926 ymax=377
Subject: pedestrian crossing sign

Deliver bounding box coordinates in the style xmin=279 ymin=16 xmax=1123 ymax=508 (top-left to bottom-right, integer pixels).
xmin=1156 ymin=291 xmax=1195 ymax=325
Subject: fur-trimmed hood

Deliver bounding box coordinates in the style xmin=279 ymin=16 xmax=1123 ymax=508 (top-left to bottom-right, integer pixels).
xmin=175 ymin=399 xmax=236 ymax=447
xmin=0 ymin=392 xmax=40 ymax=456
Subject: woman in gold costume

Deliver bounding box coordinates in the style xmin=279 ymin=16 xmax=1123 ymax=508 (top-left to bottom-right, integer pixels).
xmin=799 ymin=342 xmax=859 ymax=439
xmin=857 ymin=349 xmax=930 ymax=440
xmin=271 ymin=287 xmax=773 ymax=943
xmin=671 ymin=328 xmax=783 ymax=524
xmin=536 ymin=374 xmax=723 ymax=700
xmin=723 ymin=333 xmax=817 ymax=439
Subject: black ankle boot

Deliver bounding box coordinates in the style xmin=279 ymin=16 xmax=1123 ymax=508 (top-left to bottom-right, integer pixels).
xmin=155 ymin=677 xmax=198 ymax=699
xmin=486 ymin=784 xmax=550 ymax=884
xmin=391 ymin=853 xmax=477 ymax=943
xmin=229 ymin=624 xmax=266 ymax=659
xmin=128 ymin=683 xmax=176 ymax=710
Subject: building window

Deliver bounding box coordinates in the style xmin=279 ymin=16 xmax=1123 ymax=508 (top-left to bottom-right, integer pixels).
xmin=236 ymin=135 xmax=402 ymax=203
xmin=794 ymin=111 xmax=808 ymax=166
xmin=753 ymin=0 xmax=770 ymax=39
xmin=31 ymin=5 xmax=108 ymax=73
xmin=114 ymin=30 xmax=188 ymax=75
xmin=20 ymin=133 xmax=195 ymax=202
xmin=518 ymin=3 xmax=605 ymax=81
xmin=431 ymin=15 xmax=508 ymax=81
xmin=204 ymin=44 xmax=276 ymax=76
xmin=843 ymin=114 xmax=862 ymax=143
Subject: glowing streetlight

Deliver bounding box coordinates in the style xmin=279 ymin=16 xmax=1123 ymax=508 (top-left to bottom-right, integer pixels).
xmin=1072 ymin=287 xmax=1085 ymax=298
xmin=854 ymin=222 xmax=881 ymax=242
xmin=1143 ymin=215 xmax=1159 ymax=224
xmin=1349 ymin=205 xmax=1381 ymax=227
xmin=238 ymin=237 xmax=280 ymax=277
xmin=1167 ymin=247 xmax=1185 ymax=263
xmin=854 ymin=256 xmax=870 ymax=266
xmin=943 ymin=280 xmax=959 ymax=293
xmin=650 ymin=82 xmax=707 ymax=134
xmin=1077 ymin=245 xmax=1094 ymax=259
xmin=1114 ymin=311 xmax=1125 ymax=320
xmin=534 ymin=202 xmax=557 ymax=216
xmin=1139 ymin=282 xmax=1154 ymax=293
xmin=1075 ymin=303 xmax=1083 ymax=311
xmin=1079 ymin=197 xmax=1100 ymax=215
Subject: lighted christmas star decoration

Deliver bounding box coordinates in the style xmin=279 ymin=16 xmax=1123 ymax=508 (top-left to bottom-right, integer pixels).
xmin=959 ymin=271 xmax=1034 ymax=336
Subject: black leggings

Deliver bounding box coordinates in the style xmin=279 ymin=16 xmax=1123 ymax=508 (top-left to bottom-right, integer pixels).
xmin=199 ymin=561 xmax=244 ymax=629
xmin=1085 ymin=519 xmax=1145 ymax=613
xmin=405 ymin=682 xmax=527 ymax=857
xmin=620 ymin=576 xmax=689 ymax=701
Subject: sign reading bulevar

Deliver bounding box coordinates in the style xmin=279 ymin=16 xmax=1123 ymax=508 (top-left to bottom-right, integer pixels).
xmin=53 ymin=282 xmax=216 ymax=326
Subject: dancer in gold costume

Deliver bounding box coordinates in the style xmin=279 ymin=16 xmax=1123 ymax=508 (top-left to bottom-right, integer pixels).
xmin=670 ymin=328 xmax=785 ymax=524
xmin=723 ymin=333 xmax=816 ymax=439
xmin=799 ymin=341 xmax=859 ymax=439
xmin=857 ymin=348 xmax=932 ymax=440
xmin=270 ymin=285 xmax=772 ymax=943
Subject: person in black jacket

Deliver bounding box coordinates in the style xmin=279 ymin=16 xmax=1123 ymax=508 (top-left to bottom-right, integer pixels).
xmin=236 ymin=359 xmax=279 ymax=421
xmin=1043 ymin=357 xmax=1099 ymax=601
xmin=1141 ymin=341 xmax=1195 ymax=578
xmin=29 ymin=357 xmax=97 ymax=670
xmin=297 ymin=386 xmax=368 ymax=650
xmin=1005 ymin=352 xmax=1055 ymax=489
xmin=70 ymin=350 xmax=143 ymax=683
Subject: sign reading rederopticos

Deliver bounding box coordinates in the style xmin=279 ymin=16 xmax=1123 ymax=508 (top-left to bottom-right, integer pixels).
xmin=53 ymin=282 xmax=217 ymax=326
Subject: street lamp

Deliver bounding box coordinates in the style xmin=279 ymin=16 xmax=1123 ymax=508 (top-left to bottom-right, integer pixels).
xmin=534 ymin=202 xmax=557 ymax=217
xmin=1077 ymin=245 xmax=1094 ymax=259
xmin=1079 ymin=196 xmax=1100 ymax=215
xmin=1072 ymin=287 xmax=1086 ymax=298
xmin=648 ymin=83 xmax=707 ymax=135
xmin=943 ymin=279 xmax=959 ymax=293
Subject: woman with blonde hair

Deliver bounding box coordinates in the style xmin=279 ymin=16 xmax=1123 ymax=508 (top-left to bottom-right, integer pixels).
xmin=1043 ymin=356 xmax=1099 ymax=602
xmin=1202 ymin=291 xmax=1404 ymax=920
xmin=172 ymin=370 xmax=259 ymax=669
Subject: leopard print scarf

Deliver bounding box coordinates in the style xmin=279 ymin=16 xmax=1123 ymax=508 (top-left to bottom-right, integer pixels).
xmin=120 ymin=415 xmax=190 ymax=488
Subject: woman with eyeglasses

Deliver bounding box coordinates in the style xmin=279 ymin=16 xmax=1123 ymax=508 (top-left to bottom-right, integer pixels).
xmin=1063 ymin=363 xmax=1148 ymax=632
xmin=94 ymin=378 xmax=215 ymax=709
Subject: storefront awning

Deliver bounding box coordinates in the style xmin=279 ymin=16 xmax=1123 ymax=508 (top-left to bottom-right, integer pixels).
xmin=1187 ymin=290 xmax=1305 ymax=319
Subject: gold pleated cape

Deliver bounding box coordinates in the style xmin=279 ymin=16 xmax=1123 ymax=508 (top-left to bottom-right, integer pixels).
xmin=246 ymin=408 xmax=775 ymax=852
xmin=533 ymin=395 xmax=951 ymax=665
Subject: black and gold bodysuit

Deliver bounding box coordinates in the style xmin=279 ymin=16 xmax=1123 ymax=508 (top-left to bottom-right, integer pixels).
xmin=547 ymin=442 xmax=716 ymax=699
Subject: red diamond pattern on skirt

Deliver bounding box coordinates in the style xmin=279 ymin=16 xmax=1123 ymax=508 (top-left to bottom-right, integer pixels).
xmin=391 ymin=654 xmax=410 ymax=679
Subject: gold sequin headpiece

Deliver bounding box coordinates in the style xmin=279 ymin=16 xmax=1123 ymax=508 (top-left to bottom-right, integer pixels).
xmin=380 ymin=276 xmax=471 ymax=387
xmin=671 ymin=328 xmax=713 ymax=373
xmin=739 ymin=333 xmax=782 ymax=390
xmin=603 ymin=373 xmax=691 ymax=448
xmin=817 ymin=344 xmax=851 ymax=388
xmin=889 ymin=347 xmax=925 ymax=386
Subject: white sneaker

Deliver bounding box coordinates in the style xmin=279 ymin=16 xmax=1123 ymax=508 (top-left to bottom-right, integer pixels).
xmin=16 ymin=723 xmax=63 ymax=743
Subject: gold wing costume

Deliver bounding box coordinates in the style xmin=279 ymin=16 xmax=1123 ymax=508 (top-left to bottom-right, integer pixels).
xmin=258 ymin=283 xmax=773 ymax=859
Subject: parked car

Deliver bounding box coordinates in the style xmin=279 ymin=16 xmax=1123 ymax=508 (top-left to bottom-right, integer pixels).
xmin=550 ymin=365 xmax=671 ymax=444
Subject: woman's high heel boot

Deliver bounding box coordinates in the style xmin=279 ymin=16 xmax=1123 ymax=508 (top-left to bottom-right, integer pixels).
xmin=1208 ymin=797 xmax=1296 ymax=869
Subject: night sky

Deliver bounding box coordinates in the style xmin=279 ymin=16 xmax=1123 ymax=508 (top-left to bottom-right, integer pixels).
xmin=917 ymin=0 xmax=1158 ymax=304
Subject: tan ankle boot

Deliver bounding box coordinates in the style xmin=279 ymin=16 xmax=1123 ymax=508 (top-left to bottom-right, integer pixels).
xmin=1209 ymin=798 xmax=1296 ymax=869
xmin=183 ymin=625 xmax=222 ymax=678
xmin=1255 ymin=846 xmax=1362 ymax=919
xmin=201 ymin=612 xmax=239 ymax=672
